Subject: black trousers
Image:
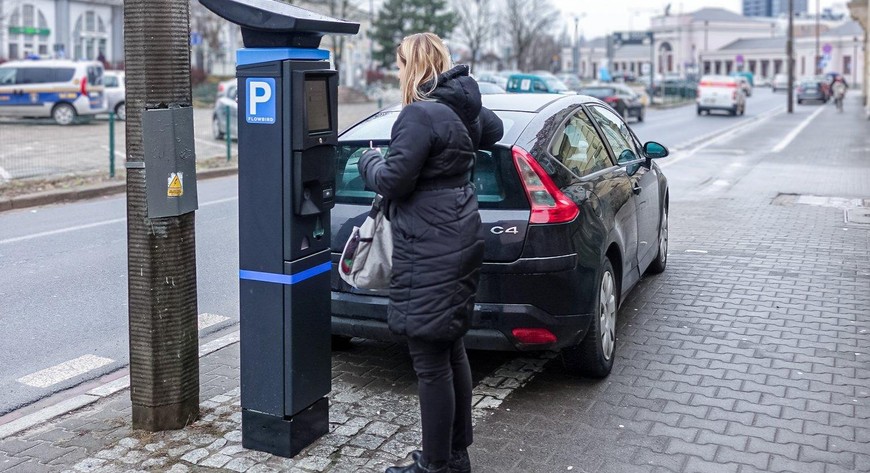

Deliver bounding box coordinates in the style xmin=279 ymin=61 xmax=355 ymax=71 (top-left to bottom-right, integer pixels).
xmin=407 ymin=337 xmax=474 ymax=465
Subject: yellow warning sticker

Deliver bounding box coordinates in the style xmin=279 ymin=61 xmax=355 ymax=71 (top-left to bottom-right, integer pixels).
xmin=167 ymin=173 xmax=183 ymax=197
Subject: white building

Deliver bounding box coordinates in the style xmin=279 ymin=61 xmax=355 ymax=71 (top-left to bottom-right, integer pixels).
xmin=0 ymin=0 xmax=123 ymax=65
xmin=560 ymin=7 xmax=864 ymax=86
xmin=848 ymin=0 xmax=869 ymax=114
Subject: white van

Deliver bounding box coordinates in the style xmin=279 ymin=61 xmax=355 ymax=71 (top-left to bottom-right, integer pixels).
xmin=696 ymin=75 xmax=746 ymax=116
xmin=0 ymin=60 xmax=107 ymax=125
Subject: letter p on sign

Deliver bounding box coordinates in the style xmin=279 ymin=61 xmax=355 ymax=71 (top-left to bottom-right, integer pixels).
xmin=246 ymin=78 xmax=276 ymax=124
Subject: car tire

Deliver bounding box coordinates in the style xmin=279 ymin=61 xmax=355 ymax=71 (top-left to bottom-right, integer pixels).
xmin=331 ymin=335 xmax=354 ymax=351
xmin=797 ymin=99 xmax=803 ymax=104
xmin=212 ymin=116 xmax=225 ymax=140
xmin=637 ymin=108 xmax=645 ymax=122
xmin=697 ymin=106 xmax=702 ymax=116
xmin=619 ymin=105 xmax=628 ymax=120
xmin=115 ymin=102 xmax=126 ymax=121
xmin=739 ymin=104 xmax=745 ymax=116
xmin=646 ymin=204 xmax=668 ymax=274
xmin=730 ymin=106 xmax=737 ymax=116
xmin=561 ymin=258 xmax=618 ymax=378
xmin=52 ymin=103 xmax=77 ymax=126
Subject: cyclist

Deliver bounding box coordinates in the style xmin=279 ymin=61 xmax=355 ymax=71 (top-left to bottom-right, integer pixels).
xmin=831 ymin=75 xmax=848 ymax=112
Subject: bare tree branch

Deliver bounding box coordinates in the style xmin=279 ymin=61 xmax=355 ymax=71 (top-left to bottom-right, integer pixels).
xmin=502 ymin=0 xmax=559 ymax=71
xmin=452 ymin=0 xmax=495 ymax=72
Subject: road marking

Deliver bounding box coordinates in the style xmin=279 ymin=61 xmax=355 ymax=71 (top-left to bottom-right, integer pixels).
xmin=685 ymin=249 xmax=709 ymax=254
xmin=17 ymin=355 xmax=114 ymax=388
xmin=660 ymin=106 xmax=785 ymax=169
xmin=199 ymin=331 xmax=241 ymax=357
xmin=199 ymin=313 xmax=229 ymax=331
xmin=771 ymin=106 xmax=825 ymax=153
xmin=0 ymin=196 xmax=237 ymax=245
xmin=0 ymin=394 xmax=99 ymax=440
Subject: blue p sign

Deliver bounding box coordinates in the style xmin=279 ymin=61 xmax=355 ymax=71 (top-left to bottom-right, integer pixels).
xmin=246 ymin=78 xmax=276 ymax=125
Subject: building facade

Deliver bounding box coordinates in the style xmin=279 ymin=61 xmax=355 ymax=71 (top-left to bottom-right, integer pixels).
xmin=847 ymin=0 xmax=869 ymax=114
xmin=744 ymin=0 xmax=809 ymax=17
xmin=0 ymin=0 xmax=123 ymax=65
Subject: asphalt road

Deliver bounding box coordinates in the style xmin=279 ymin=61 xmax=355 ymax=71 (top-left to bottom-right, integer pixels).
xmin=0 ymin=88 xmax=795 ymax=414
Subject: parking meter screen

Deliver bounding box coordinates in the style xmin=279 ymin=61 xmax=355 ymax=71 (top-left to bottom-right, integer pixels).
xmin=305 ymin=78 xmax=331 ymax=134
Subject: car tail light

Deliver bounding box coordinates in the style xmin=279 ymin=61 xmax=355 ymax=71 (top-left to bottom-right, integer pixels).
xmin=512 ymin=328 xmax=558 ymax=345
xmin=512 ymin=146 xmax=579 ymax=224
xmin=604 ymin=96 xmax=619 ymax=105
xmin=81 ymin=76 xmax=88 ymax=96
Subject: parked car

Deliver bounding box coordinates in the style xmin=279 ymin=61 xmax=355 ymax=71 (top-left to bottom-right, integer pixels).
xmin=331 ymin=93 xmax=670 ymax=377
xmin=505 ymin=74 xmax=571 ymax=94
xmin=477 ymin=81 xmax=506 ymax=94
xmin=772 ymin=73 xmax=789 ymax=92
xmin=556 ymin=73 xmax=583 ymax=92
xmin=104 ymin=70 xmax=126 ymax=120
xmin=579 ymin=84 xmax=645 ymax=122
xmin=212 ymin=80 xmax=237 ymax=140
xmin=0 ymin=59 xmax=107 ymax=125
xmin=797 ymin=79 xmax=827 ymax=104
xmin=215 ymin=78 xmax=237 ymax=103
xmin=696 ymin=75 xmax=746 ymax=116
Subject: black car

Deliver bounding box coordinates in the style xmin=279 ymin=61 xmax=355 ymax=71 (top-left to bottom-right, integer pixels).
xmin=578 ymin=85 xmax=645 ymax=122
xmin=331 ymin=94 xmax=669 ymax=377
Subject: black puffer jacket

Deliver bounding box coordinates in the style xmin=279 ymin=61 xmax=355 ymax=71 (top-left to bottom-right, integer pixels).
xmin=358 ymin=65 xmax=504 ymax=342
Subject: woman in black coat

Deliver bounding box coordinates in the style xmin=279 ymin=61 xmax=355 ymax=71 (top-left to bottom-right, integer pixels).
xmin=358 ymin=33 xmax=504 ymax=473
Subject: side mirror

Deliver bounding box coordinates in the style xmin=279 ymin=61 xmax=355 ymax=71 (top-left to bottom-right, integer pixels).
xmin=617 ymin=149 xmax=638 ymax=165
xmin=643 ymin=141 xmax=669 ymax=159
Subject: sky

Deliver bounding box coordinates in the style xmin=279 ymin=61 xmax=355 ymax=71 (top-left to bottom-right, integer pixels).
xmin=553 ymin=0 xmax=845 ymax=40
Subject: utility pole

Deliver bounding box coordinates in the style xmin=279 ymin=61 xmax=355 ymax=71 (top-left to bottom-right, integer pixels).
xmin=788 ymin=0 xmax=795 ymax=114
xmin=125 ymin=0 xmax=200 ymax=430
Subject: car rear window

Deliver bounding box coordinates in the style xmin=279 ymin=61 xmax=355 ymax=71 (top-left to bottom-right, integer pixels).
xmin=580 ymin=87 xmax=615 ymax=97
xmin=335 ymin=143 xmax=528 ymax=210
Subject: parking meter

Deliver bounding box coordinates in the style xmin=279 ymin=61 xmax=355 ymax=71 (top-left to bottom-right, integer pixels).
xmin=199 ymin=0 xmax=359 ymax=458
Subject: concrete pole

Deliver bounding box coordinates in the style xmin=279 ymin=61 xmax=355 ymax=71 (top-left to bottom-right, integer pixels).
xmin=125 ymin=0 xmax=200 ymax=431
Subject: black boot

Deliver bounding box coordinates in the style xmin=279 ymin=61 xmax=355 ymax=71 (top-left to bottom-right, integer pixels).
xmin=385 ymin=457 xmax=447 ymax=473
xmin=411 ymin=450 xmax=471 ymax=473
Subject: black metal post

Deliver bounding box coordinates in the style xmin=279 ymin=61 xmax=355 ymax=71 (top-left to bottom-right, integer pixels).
xmin=125 ymin=0 xmax=200 ymax=430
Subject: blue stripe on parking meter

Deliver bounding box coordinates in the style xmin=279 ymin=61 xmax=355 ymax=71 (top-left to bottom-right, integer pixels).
xmin=246 ymin=78 xmax=276 ymax=124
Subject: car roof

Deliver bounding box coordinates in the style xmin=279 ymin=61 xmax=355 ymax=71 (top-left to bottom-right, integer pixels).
xmin=482 ymin=93 xmax=567 ymax=112
xmin=0 ymin=59 xmax=100 ymax=68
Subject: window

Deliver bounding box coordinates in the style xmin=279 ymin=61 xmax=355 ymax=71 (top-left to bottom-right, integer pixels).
xmin=74 ymin=11 xmax=109 ymax=61
xmin=13 ymin=68 xmax=75 ymax=84
xmin=0 ymin=69 xmax=17 ymax=85
xmin=7 ymin=4 xmax=50 ymax=60
xmin=549 ymin=110 xmax=612 ymax=177
xmin=587 ymin=106 xmax=640 ymax=164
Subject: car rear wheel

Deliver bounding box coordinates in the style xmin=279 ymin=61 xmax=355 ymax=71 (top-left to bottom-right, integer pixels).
xmin=331 ymin=335 xmax=353 ymax=351
xmin=637 ymin=108 xmax=645 ymax=122
xmin=52 ymin=103 xmax=77 ymax=126
xmin=212 ymin=116 xmax=225 ymax=140
xmin=647 ymin=204 xmax=668 ymax=274
xmin=115 ymin=102 xmax=127 ymax=121
xmin=562 ymin=259 xmax=617 ymax=377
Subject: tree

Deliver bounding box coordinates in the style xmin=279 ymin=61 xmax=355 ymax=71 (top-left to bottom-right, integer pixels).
xmin=190 ymin=0 xmax=230 ymax=73
xmin=371 ymin=0 xmax=458 ymax=68
xmin=451 ymin=0 xmax=495 ymax=73
xmin=502 ymin=0 xmax=559 ymax=71
xmin=322 ymin=0 xmax=365 ymax=74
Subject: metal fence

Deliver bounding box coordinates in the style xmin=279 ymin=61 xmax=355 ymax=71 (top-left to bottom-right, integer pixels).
xmin=0 ymin=108 xmax=238 ymax=189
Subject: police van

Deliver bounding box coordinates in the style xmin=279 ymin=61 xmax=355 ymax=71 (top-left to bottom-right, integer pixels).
xmin=0 ymin=59 xmax=107 ymax=125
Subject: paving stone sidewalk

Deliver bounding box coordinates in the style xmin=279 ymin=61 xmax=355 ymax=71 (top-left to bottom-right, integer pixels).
xmin=470 ymin=99 xmax=870 ymax=472
xmin=0 ymin=335 xmax=551 ymax=472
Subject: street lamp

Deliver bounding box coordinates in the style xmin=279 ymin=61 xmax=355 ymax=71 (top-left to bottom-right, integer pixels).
xmin=573 ymin=14 xmax=586 ymax=77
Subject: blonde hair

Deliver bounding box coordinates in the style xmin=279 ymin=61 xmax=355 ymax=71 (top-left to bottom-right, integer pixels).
xmin=396 ymin=33 xmax=452 ymax=106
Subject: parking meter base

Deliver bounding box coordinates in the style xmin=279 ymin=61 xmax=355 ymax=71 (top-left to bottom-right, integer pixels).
xmin=241 ymin=398 xmax=329 ymax=458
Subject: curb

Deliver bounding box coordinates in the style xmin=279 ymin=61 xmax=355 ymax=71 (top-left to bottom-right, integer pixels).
xmin=0 ymin=329 xmax=241 ymax=440
xmin=0 ymin=166 xmax=239 ymax=214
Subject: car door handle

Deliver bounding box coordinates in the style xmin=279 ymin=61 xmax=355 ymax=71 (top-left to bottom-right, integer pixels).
xmin=632 ymin=182 xmax=642 ymax=195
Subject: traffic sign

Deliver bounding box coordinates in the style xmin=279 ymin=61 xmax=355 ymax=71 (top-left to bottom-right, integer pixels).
xmin=822 ymin=43 xmax=832 ymax=54
xmin=611 ymin=31 xmax=654 ymax=47
xmin=735 ymin=54 xmax=745 ymax=65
